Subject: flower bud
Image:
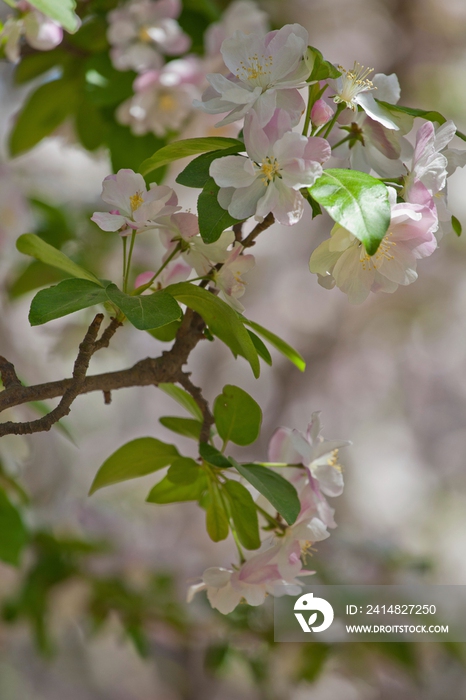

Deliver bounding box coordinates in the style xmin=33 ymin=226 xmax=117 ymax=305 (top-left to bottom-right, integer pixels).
xmin=311 ymin=99 xmax=334 ymax=127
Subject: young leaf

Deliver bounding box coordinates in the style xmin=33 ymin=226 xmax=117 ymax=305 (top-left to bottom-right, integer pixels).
xmin=16 ymin=234 xmax=101 ymax=284
xmin=0 ymin=489 xmax=29 ymax=566
xmin=159 ymin=416 xmax=202 ymax=440
xmin=176 ymin=146 xmax=244 ymax=188
xmin=375 ymin=101 xmax=466 ymax=142
xmin=309 ymin=168 xmax=390 ymax=256
xmin=165 ymin=283 xmax=260 ymax=377
xmin=223 ymin=480 xmax=260 ymax=550
xmin=243 ymin=319 xmax=305 ymax=372
xmin=14 ymin=49 xmax=68 ymax=84
xmin=29 ymin=279 xmax=109 ymax=325
xmin=158 ymin=383 xmax=203 ymax=420
xmin=247 ymin=330 xmax=272 ymax=366
xmin=197 ymin=177 xmax=243 ymax=244
xmin=305 ymin=46 xmax=341 ymax=81
xmin=167 ymin=457 xmax=200 ymax=484
xmin=146 ymin=472 xmax=208 ymax=503
xmin=213 ymin=385 xmax=262 ymax=446
xmin=89 ymin=438 xmax=179 ymax=494
xmin=199 ymin=443 xmax=232 ymax=469
xmin=231 ymin=460 xmax=300 ymax=525
xmin=9 ymin=78 xmax=79 ymax=155
xmin=206 ymin=481 xmax=229 ymax=542
xmin=106 ymin=284 xmax=182 ymax=330
xmin=139 ymin=137 xmax=244 ymax=176
xmin=27 ymin=0 xmax=79 ymax=33
xmin=147 ymin=319 xmax=182 ymax=342
xmin=452 ymin=215 xmax=462 ymax=237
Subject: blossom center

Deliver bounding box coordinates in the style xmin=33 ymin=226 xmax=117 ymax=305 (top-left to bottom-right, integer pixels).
xmin=158 ymin=93 xmax=177 ymax=112
xmin=327 ymin=449 xmax=342 ymax=472
xmin=259 ymin=156 xmax=281 ymax=185
xmin=359 ymin=232 xmax=396 ymax=270
xmin=129 ymin=192 xmax=145 ymax=212
xmin=334 ymin=61 xmax=375 ymax=110
xmin=237 ymin=54 xmax=273 ymax=87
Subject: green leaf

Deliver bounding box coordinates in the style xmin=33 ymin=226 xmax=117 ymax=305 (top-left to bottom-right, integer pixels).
xmin=247 ymin=330 xmax=272 ymax=366
xmin=14 ymin=49 xmax=68 ymax=84
xmin=197 ymin=177 xmax=243 ymax=243
xmin=0 ymin=489 xmax=29 ymax=566
xmin=139 ymin=137 xmax=244 ymax=176
xmin=105 ymin=122 xmax=166 ymax=178
xmin=176 ymin=146 xmax=244 ymax=188
xmin=167 ymin=457 xmax=199 ymax=484
xmin=305 ymin=46 xmax=341 ymax=81
xmin=159 ymin=416 xmax=202 ymax=440
xmin=147 ymin=319 xmax=182 ymax=342
xmin=27 ymin=0 xmax=79 ymax=32
xmin=165 ymin=283 xmax=260 ymax=377
xmin=75 ymin=99 xmax=107 ymax=151
xmin=9 ymin=79 xmax=79 ymax=156
xmin=199 ymin=443 xmax=232 ymax=469
xmin=309 ymin=168 xmax=390 ymax=256
xmin=375 ymin=101 xmax=466 ymax=142
xmin=16 ymin=234 xmax=101 ymax=285
xmin=105 ymin=285 xmax=182 ymax=331
xmin=223 ymin=480 xmax=260 ymax=550
xmin=231 ymin=460 xmax=300 ymax=525
xmin=89 ymin=437 xmax=179 ymax=494
xmin=206 ymin=481 xmax=229 ymax=542
xmin=158 ymin=383 xmax=203 ymax=420
xmin=84 ymin=54 xmax=135 ymax=107
xmin=213 ymin=385 xmax=262 ymax=446
xmin=452 ymin=215 xmax=462 ymax=237
xmin=146 ymin=472 xmax=207 ymax=504
xmin=243 ymin=319 xmax=305 ymax=372
xmin=29 ymin=279 xmax=109 ymax=326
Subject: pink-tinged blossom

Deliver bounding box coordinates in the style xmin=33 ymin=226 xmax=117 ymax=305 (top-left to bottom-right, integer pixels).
xmin=134 ymin=260 xmax=191 ymax=290
xmin=269 ymin=412 xmax=349 ymax=498
xmin=309 ymin=188 xmax=438 ymax=304
xmin=0 ymin=4 xmax=63 ymax=63
xmin=187 ymin=542 xmax=311 ymax=614
xmin=205 ymin=0 xmax=269 ymax=58
xmin=311 ymin=99 xmax=334 ymax=128
xmin=91 ymin=169 xmax=180 ymax=235
xmin=330 ymin=62 xmax=400 ymax=130
xmin=211 ymin=243 xmax=255 ymax=311
xmin=334 ymin=74 xmax=414 ymax=177
xmin=159 ymin=212 xmax=235 ymax=275
xmin=403 ymin=120 xmax=466 ymax=239
xmin=210 ymin=109 xmax=331 ymax=225
xmin=194 ymin=24 xmax=309 ymax=127
xmin=117 ymin=58 xmax=203 ymax=137
xmin=107 ymin=0 xmax=190 ymax=73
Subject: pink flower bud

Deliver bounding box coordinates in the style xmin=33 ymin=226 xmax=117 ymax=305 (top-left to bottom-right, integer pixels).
xmin=311 ymin=99 xmax=334 ymax=127
xmin=134 ymin=271 xmax=155 ymax=289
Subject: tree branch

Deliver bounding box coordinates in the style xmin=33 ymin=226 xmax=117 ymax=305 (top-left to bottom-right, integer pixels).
xmin=241 ymin=212 xmax=275 ymax=248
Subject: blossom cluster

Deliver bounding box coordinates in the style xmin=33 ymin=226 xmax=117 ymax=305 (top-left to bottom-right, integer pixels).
xmin=188 ymin=413 xmax=349 ymax=614
xmin=0 ymin=1 xmax=63 ymax=62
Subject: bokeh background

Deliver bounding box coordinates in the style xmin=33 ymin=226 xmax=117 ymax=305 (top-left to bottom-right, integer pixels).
xmin=1 ymin=0 xmax=466 ymax=698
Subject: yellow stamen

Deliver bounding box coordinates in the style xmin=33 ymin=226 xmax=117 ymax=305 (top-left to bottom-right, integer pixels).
xmin=129 ymin=192 xmax=144 ymax=212
xmin=259 ymin=156 xmax=281 ymax=185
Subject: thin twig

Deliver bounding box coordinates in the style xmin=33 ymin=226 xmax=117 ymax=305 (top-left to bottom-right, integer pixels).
xmin=177 ymin=373 xmax=214 ymax=443
xmin=241 ymin=212 xmax=275 ymax=248
xmin=0 ymin=356 xmax=22 ymax=389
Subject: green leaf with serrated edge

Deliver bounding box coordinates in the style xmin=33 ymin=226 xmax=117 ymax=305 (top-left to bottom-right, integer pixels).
xmin=159 ymin=416 xmax=202 ymax=440
xmin=167 ymin=457 xmax=199 ymax=484
xmin=158 ymin=383 xmax=203 ymax=420
xmin=231 ymin=459 xmax=300 ymax=525
xmin=214 ymin=385 xmax=262 ymax=447
xmin=243 ymin=319 xmax=305 ymax=371
xmin=0 ymin=489 xmax=29 ymax=566
xmin=197 ymin=177 xmax=243 ymax=244
xmin=27 ymin=0 xmax=79 ymax=32
xmin=309 ymin=168 xmax=390 ymax=256
xmin=139 ymin=137 xmax=244 ymax=176
xmin=9 ymin=79 xmax=79 ymax=155
xmin=29 ymin=279 xmax=109 ymax=326
xmin=199 ymin=443 xmax=232 ymax=468
xmin=374 ymin=101 xmax=466 ymax=142
xmin=89 ymin=437 xmax=179 ymax=494
xmin=176 ymin=146 xmax=244 ymax=188
xmin=16 ymin=234 xmax=101 ymax=284
xmin=146 ymin=472 xmax=207 ymax=503
xmin=223 ymin=480 xmax=260 ymax=550
xmin=247 ymin=330 xmax=272 ymax=366
xmin=206 ymin=480 xmax=229 ymax=542
xmin=165 ymin=283 xmax=260 ymax=377
xmin=452 ymin=215 xmax=462 ymax=237
xmin=106 ymin=284 xmax=182 ymax=331
xmin=305 ymin=46 xmax=341 ymax=81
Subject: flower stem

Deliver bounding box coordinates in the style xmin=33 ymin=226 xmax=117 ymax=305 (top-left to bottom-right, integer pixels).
xmin=318 ymin=103 xmax=345 ymax=139
xmin=123 ymin=231 xmax=137 ymax=293
xmin=122 ymin=236 xmax=127 ymax=291
xmin=331 ymin=134 xmax=352 ymax=150
xmin=131 ymin=244 xmax=181 ymax=296
xmin=302 ymin=85 xmax=314 ymax=137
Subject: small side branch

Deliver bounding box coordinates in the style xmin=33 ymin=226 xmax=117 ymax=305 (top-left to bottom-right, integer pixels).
xmin=0 ymin=356 xmax=22 ymax=389
xmin=242 ymin=212 xmax=275 ymax=249
xmin=177 ymin=373 xmax=214 ymax=443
